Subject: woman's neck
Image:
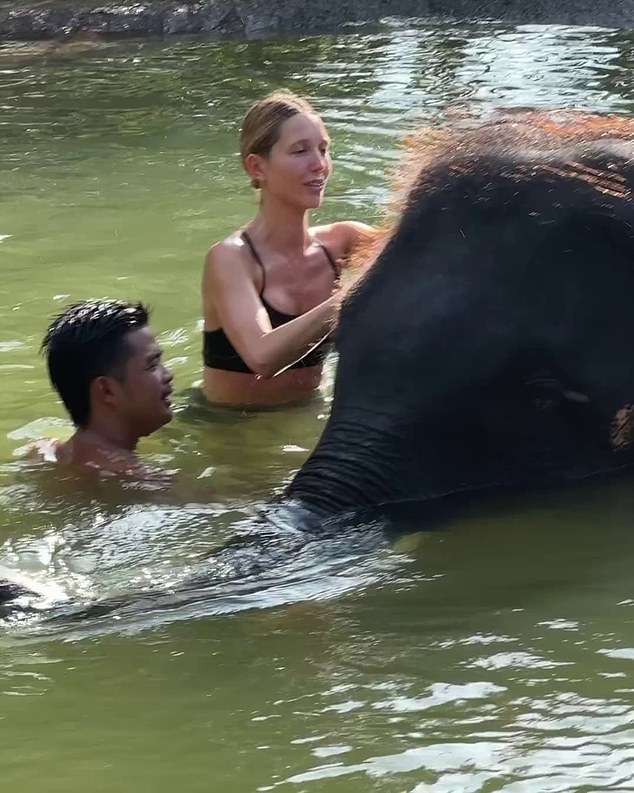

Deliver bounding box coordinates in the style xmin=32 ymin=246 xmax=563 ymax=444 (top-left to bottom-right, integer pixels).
xmin=249 ymin=199 xmax=312 ymax=254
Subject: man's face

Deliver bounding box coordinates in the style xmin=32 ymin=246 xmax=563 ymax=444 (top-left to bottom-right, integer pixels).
xmin=114 ymin=326 xmax=174 ymax=438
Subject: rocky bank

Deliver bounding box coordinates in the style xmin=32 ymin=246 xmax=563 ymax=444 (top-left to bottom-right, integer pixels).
xmin=1 ymin=0 xmax=633 ymax=41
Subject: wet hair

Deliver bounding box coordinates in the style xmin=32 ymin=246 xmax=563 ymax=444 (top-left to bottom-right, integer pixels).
xmin=41 ymin=299 xmax=150 ymax=427
xmin=239 ymin=90 xmax=318 ymax=188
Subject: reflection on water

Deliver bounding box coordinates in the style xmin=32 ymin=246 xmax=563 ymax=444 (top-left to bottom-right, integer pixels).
xmin=1 ymin=18 xmax=634 ymax=793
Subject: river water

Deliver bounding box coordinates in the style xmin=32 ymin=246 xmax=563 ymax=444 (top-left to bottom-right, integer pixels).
xmin=1 ymin=18 xmax=634 ymax=792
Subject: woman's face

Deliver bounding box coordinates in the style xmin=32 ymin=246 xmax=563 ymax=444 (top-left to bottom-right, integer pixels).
xmin=253 ymin=112 xmax=332 ymax=209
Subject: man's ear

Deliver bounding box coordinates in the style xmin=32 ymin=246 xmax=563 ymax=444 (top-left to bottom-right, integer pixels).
xmin=91 ymin=375 xmax=121 ymax=408
xmin=244 ymin=152 xmax=266 ymax=187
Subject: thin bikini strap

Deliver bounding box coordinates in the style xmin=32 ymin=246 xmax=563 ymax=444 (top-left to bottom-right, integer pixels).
xmin=317 ymin=242 xmax=341 ymax=278
xmin=242 ymin=230 xmax=340 ymax=288
xmin=241 ymin=230 xmax=266 ymax=296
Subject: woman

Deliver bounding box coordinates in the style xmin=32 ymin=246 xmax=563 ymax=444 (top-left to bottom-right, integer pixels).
xmin=202 ymin=90 xmax=375 ymax=408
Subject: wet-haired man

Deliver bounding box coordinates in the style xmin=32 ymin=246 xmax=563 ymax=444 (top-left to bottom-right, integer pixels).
xmin=35 ymin=299 xmax=173 ymax=476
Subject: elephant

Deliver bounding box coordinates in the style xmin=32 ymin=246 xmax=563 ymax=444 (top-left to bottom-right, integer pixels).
xmin=3 ymin=109 xmax=634 ymax=616
xmin=287 ymin=109 xmax=634 ymax=517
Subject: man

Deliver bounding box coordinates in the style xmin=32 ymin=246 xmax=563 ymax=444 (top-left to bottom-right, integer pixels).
xmin=34 ymin=298 xmax=173 ymax=476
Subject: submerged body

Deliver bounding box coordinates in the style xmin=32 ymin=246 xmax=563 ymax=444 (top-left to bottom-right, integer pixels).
xmin=4 ymin=110 xmax=634 ymax=614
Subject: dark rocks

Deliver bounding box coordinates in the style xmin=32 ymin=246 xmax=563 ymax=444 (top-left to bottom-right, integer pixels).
xmin=0 ymin=1 xmax=633 ymax=48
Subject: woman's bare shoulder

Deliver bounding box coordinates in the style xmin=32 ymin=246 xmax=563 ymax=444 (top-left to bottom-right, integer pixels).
xmin=314 ymin=219 xmax=376 ymax=241
xmin=313 ymin=220 xmax=379 ymax=256
xmin=206 ymin=230 xmax=245 ymax=264
xmin=205 ymin=231 xmax=258 ymax=284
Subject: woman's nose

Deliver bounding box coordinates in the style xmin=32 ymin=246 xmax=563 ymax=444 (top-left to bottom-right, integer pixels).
xmin=310 ymin=149 xmax=327 ymax=171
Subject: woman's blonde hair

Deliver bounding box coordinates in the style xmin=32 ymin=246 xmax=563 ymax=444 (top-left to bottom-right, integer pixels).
xmin=239 ymin=90 xmax=317 ymax=188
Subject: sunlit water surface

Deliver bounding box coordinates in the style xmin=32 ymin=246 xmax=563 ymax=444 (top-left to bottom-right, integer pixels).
xmin=1 ymin=18 xmax=634 ymax=792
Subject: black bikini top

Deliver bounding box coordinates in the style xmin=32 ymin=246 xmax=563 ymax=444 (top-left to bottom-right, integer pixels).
xmin=203 ymin=231 xmax=341 ymax=374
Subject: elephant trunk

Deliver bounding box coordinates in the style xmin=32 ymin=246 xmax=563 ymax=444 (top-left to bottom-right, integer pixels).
xmin=285 ymin=411 xmax=406 ymax=518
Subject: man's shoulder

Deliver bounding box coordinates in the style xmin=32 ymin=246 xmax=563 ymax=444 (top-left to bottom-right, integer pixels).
xmin=21 ymin=436 xmax=172 ymax=485
xmin=22 ymin=438 xmax=66 ymax=463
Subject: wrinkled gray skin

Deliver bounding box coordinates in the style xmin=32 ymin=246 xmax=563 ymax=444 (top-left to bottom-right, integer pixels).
xmin=4 ymin=117 xmax=634 ymax=617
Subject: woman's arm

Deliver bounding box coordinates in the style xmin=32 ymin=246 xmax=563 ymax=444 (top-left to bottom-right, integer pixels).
xmin=203 ymin=245 xmax=339 ymax=379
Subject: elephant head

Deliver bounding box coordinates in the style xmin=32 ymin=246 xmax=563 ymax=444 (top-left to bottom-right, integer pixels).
xmin=288 ymin=111 xmax=634 ymax=519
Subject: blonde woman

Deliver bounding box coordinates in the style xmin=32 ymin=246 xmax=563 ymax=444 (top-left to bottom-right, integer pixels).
xmin=202 ymin=90 xmax=374 ymax=408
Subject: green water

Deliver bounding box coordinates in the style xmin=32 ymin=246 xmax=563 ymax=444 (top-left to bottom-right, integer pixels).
xmin=2 ymin=19 xmax=634 ymax=791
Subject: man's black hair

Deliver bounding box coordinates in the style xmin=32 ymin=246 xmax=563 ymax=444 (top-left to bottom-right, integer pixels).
xmin=41 ymin=299 xmax=150 ymax=427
